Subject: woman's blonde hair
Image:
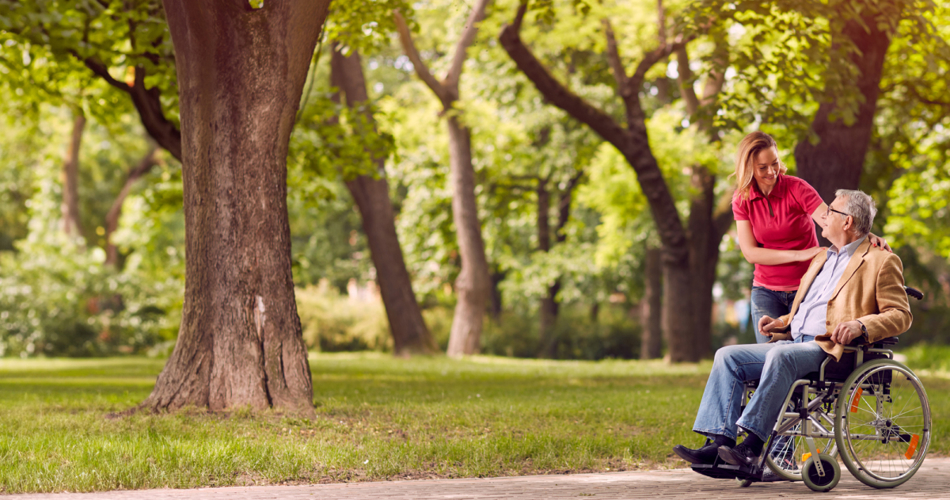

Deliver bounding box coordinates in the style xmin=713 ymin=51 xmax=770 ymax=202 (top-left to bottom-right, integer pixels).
xmin=732 ymin=131 xmax=787 ymax=200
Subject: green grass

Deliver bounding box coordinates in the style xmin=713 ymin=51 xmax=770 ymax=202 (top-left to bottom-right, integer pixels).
xmin=0 ymin=353 xmax=946 ymax=493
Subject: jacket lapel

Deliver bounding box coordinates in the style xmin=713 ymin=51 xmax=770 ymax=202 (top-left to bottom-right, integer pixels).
xmin=830 ymin=238 xmax=871 ymax=301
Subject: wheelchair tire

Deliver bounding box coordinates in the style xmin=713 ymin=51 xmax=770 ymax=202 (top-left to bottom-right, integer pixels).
xmin=834 ymin=359 xmax=931 ymax=489
xmin=801 ymin=454 xmax=840 ymax=492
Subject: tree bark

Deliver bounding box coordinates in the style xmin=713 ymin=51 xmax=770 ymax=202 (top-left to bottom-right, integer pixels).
xmin=61 ymin=112 xmax=86 ymax=239
xmin=144 ymin=0 xmax=330 ymax=414
xmin=795 ymin=14 xmax=890 ymax=206
xmin=501 ymin=5 xmax=699 ymax=362
xmin=394 ymin=2 xmax=493 ymax=356
xmin=537 ymin=179 xmax=557 ymax=357
xmin=640 ymin=246 xmax=662 ymax=359
xmin=330 ymin=46 xmax=439 ymax=356
xmin=105 ymin=146 xmax=159 ymax=267
xmin=445 ymin=115 xmax=492 ymax=356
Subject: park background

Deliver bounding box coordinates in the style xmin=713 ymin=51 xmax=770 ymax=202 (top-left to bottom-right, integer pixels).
xmin=0 ymin=0 xmax=949 ymax=493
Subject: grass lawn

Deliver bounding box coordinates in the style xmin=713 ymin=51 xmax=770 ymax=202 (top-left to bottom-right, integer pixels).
xmin=0 ymin=353 xmax=947 ymax=493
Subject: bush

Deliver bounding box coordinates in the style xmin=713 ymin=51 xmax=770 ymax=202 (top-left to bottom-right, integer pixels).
xmin=0 ymin=239 xmax=171 ymax=357
xmin=482 ymin=304 xmax=642 ymax=360
xmin=296 ymin=282 xmax=392 ymax=352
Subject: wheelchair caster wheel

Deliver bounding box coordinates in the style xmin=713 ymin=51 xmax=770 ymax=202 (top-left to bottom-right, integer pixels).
xmin=802 ymin=454 xmax=840 ymax=492
xmin=737 ymin=478 xmax=752 ymax=487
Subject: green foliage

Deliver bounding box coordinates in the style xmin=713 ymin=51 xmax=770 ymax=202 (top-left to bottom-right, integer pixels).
xmin=0 ymin=0 xmax=179 ymax=126
xmin=483 ymin=305 xmax=642 ymax=360
xmin=326 ymin=0 xmax=413 ymax=54
xmin=296 ymin=283 xmax=392 ymax=353
xmin=0 ymin=239 xmax=167 ymax=357
xmin=900 ymin=343 xmax=950 ymax=372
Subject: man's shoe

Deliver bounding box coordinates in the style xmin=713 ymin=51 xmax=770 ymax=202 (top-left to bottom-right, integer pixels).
xmin=718 ymin=443 xmax=760 ymax=467
xmin=673 ymin=443 xmax=719 ymax=465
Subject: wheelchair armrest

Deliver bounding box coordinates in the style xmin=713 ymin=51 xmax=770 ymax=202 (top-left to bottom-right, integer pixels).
xmin=873 ymin=336 xmax=899 ymax=347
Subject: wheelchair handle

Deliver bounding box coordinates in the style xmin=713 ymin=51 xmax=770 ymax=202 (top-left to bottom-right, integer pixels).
xmin=904 ymin=286 xmax=924 ymax=300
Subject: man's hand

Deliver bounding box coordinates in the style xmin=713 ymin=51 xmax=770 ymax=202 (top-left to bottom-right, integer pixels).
xmin=830 ymin=320 xmax=864 ymax=345
xmin=758 ymin=315 xmax=784 ymax=337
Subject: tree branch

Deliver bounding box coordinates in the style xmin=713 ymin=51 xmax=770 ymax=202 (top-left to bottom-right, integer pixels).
xmin=602 ymin=19 xmax=628 ymax=94
xmin=393 ymin=9 xmax=449 ymax=103
xmin=500 ymin=8 xmax=633 ymax=151
xmin=444 ymin=0 xmax=492 ymax=92
xmin=625 ymin=34 xmax=692 ymax=97
xmin=675 ymin=46 xmax=699 ymax=116
xmin=77 ymin=58 xmax=181 ymax=161
xmin=81 ymin=56 xmax=132 ymax=92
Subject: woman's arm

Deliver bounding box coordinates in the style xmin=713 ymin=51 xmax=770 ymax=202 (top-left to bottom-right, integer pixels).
xmin=809 ymin=203 xmax=893 ymax=252
xmin=736 ymin=220 xmax=823 ymax=265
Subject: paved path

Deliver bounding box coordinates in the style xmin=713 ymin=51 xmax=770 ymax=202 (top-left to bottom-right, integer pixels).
xmin=9 ymin=458 xmax=950 ymax=499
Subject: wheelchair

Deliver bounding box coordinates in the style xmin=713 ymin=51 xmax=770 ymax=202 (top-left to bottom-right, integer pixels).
xmin=691 ymin=286 xmax=931 ymax=492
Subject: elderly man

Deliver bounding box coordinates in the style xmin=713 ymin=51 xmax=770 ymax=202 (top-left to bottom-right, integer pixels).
xmin=673 ymin=189 xmax=912 ymax=469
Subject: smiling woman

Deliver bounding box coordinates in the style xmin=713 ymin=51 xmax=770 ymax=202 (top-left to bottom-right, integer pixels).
xmin=731 ymin=131 xmax=826 ymax=344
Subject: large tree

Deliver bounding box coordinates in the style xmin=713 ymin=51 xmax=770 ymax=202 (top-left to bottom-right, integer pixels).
xmin=141 ymin=0 xmax=330 ymax=413
xmin=393 ymin=0 xmax=493 ymax=356
xmin=500 ymin=2 xmax=729 ymax=362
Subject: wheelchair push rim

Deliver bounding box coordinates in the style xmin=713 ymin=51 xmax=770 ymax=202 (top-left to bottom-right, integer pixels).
xmin=835 ymin=359 xmax=931 ymax=488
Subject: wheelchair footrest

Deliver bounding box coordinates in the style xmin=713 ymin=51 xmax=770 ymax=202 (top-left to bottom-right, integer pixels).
xmin=691 ymin=462 xmax=762 ymax=481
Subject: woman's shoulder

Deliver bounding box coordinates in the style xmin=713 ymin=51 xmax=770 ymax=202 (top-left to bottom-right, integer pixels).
xmin=781 ymin=175 xmax=817 ymax=192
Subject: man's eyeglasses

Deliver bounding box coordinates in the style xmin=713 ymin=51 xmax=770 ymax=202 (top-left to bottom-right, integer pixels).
xmin=826 ymin=206 xmax=851 ymax=218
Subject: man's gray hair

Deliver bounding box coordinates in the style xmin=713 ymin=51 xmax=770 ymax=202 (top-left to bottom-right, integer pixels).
xmin=835 ymin=189 xmax=877 ymax=235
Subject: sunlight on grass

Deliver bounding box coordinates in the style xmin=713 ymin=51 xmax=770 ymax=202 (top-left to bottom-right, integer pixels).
xmin=0 ymin=353 xmax=944 ymax=493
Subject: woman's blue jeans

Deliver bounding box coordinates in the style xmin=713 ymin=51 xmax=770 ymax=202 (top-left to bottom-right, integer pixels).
xmin=751 ymin=286 xmax=798 ymax=344
xmin=691 ymin=336 xmax=826 ymax=442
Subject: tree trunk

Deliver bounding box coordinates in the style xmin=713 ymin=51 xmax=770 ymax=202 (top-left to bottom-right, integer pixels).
xmin=795 ymin=14 xmax=890 ymax=206
xmin=489 ymin=268 xmax=505 ymax=322
xmin=105 ymin=146 xmax=158 ymax=267
xmin=61 ymin=112 xmax=85 ymax=239
xmin=144 ymin=0 xmax=330 ymax=414
xmin=445 ymin=116 xmax=492 ymax=356
xmin=537 ymin=179 xmax=557 ymax=357
xmin=640 ymin=246 xmax=662 ymax=360
xmin=686 ymin=166 xmax=716 ymax=359
xmin=394 ymin=1 xmax=493 ymax=357
xmin=330 ymin=46 xmax=438 ymax=356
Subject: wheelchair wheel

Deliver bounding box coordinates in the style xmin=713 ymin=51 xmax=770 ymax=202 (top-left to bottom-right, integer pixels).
xmin=765 ymin=400 xmax=838 ymax=481
xmin=801 ymin=454 xmax=840 ymax=492
xmin=835 ymin=359 xmax=931 ymax=489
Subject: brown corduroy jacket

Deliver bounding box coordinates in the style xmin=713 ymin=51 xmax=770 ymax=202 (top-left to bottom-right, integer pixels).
xmin=771 ymin=238 xmax=913 ymax=361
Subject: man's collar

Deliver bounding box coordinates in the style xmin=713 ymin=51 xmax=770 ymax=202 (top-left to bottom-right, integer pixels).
xmin=749 ymin=174 xmax=787 ymax=201
xmin=828 ymin=235 xmax=867 ymax=257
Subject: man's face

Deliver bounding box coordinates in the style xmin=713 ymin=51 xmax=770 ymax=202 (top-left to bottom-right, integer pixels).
xmin=821 ymin=196 xmax=851 ymax=243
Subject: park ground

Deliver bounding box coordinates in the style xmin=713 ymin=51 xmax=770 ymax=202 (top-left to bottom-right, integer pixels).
xmin=0 ymin=352 xmax=947 ymax=495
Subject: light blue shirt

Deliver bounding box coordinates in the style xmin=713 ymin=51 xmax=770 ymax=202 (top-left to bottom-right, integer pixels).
xmin=790 ymin=236 xmax=866 ymax=339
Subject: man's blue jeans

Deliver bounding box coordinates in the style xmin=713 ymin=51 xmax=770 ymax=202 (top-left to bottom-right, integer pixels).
xmin=692 ymin=336 xmax=827 ymax=442
xmin=751 ymin=286 xmax=797 ymax=344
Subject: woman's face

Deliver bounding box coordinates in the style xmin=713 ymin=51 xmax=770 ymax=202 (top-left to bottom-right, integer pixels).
xmin=752 ymin=147 xmax=781 ymax=191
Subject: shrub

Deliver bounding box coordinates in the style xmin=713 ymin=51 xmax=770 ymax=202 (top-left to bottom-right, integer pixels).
xmin=296 ymin=282 xmax=392 ymax=352
xmin=0 ymin=239 xmax=170 ymax=357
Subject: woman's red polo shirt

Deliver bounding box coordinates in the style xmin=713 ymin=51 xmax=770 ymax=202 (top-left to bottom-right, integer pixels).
xmin=732 ymin=175 xmax=823 ymax=291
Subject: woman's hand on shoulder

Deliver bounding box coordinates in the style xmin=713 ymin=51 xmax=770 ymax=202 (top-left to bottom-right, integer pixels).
xmin=797 ymin=246 xmax=825 ymax=262
xmin=869 ymin=233 xmax=893 ymax=253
